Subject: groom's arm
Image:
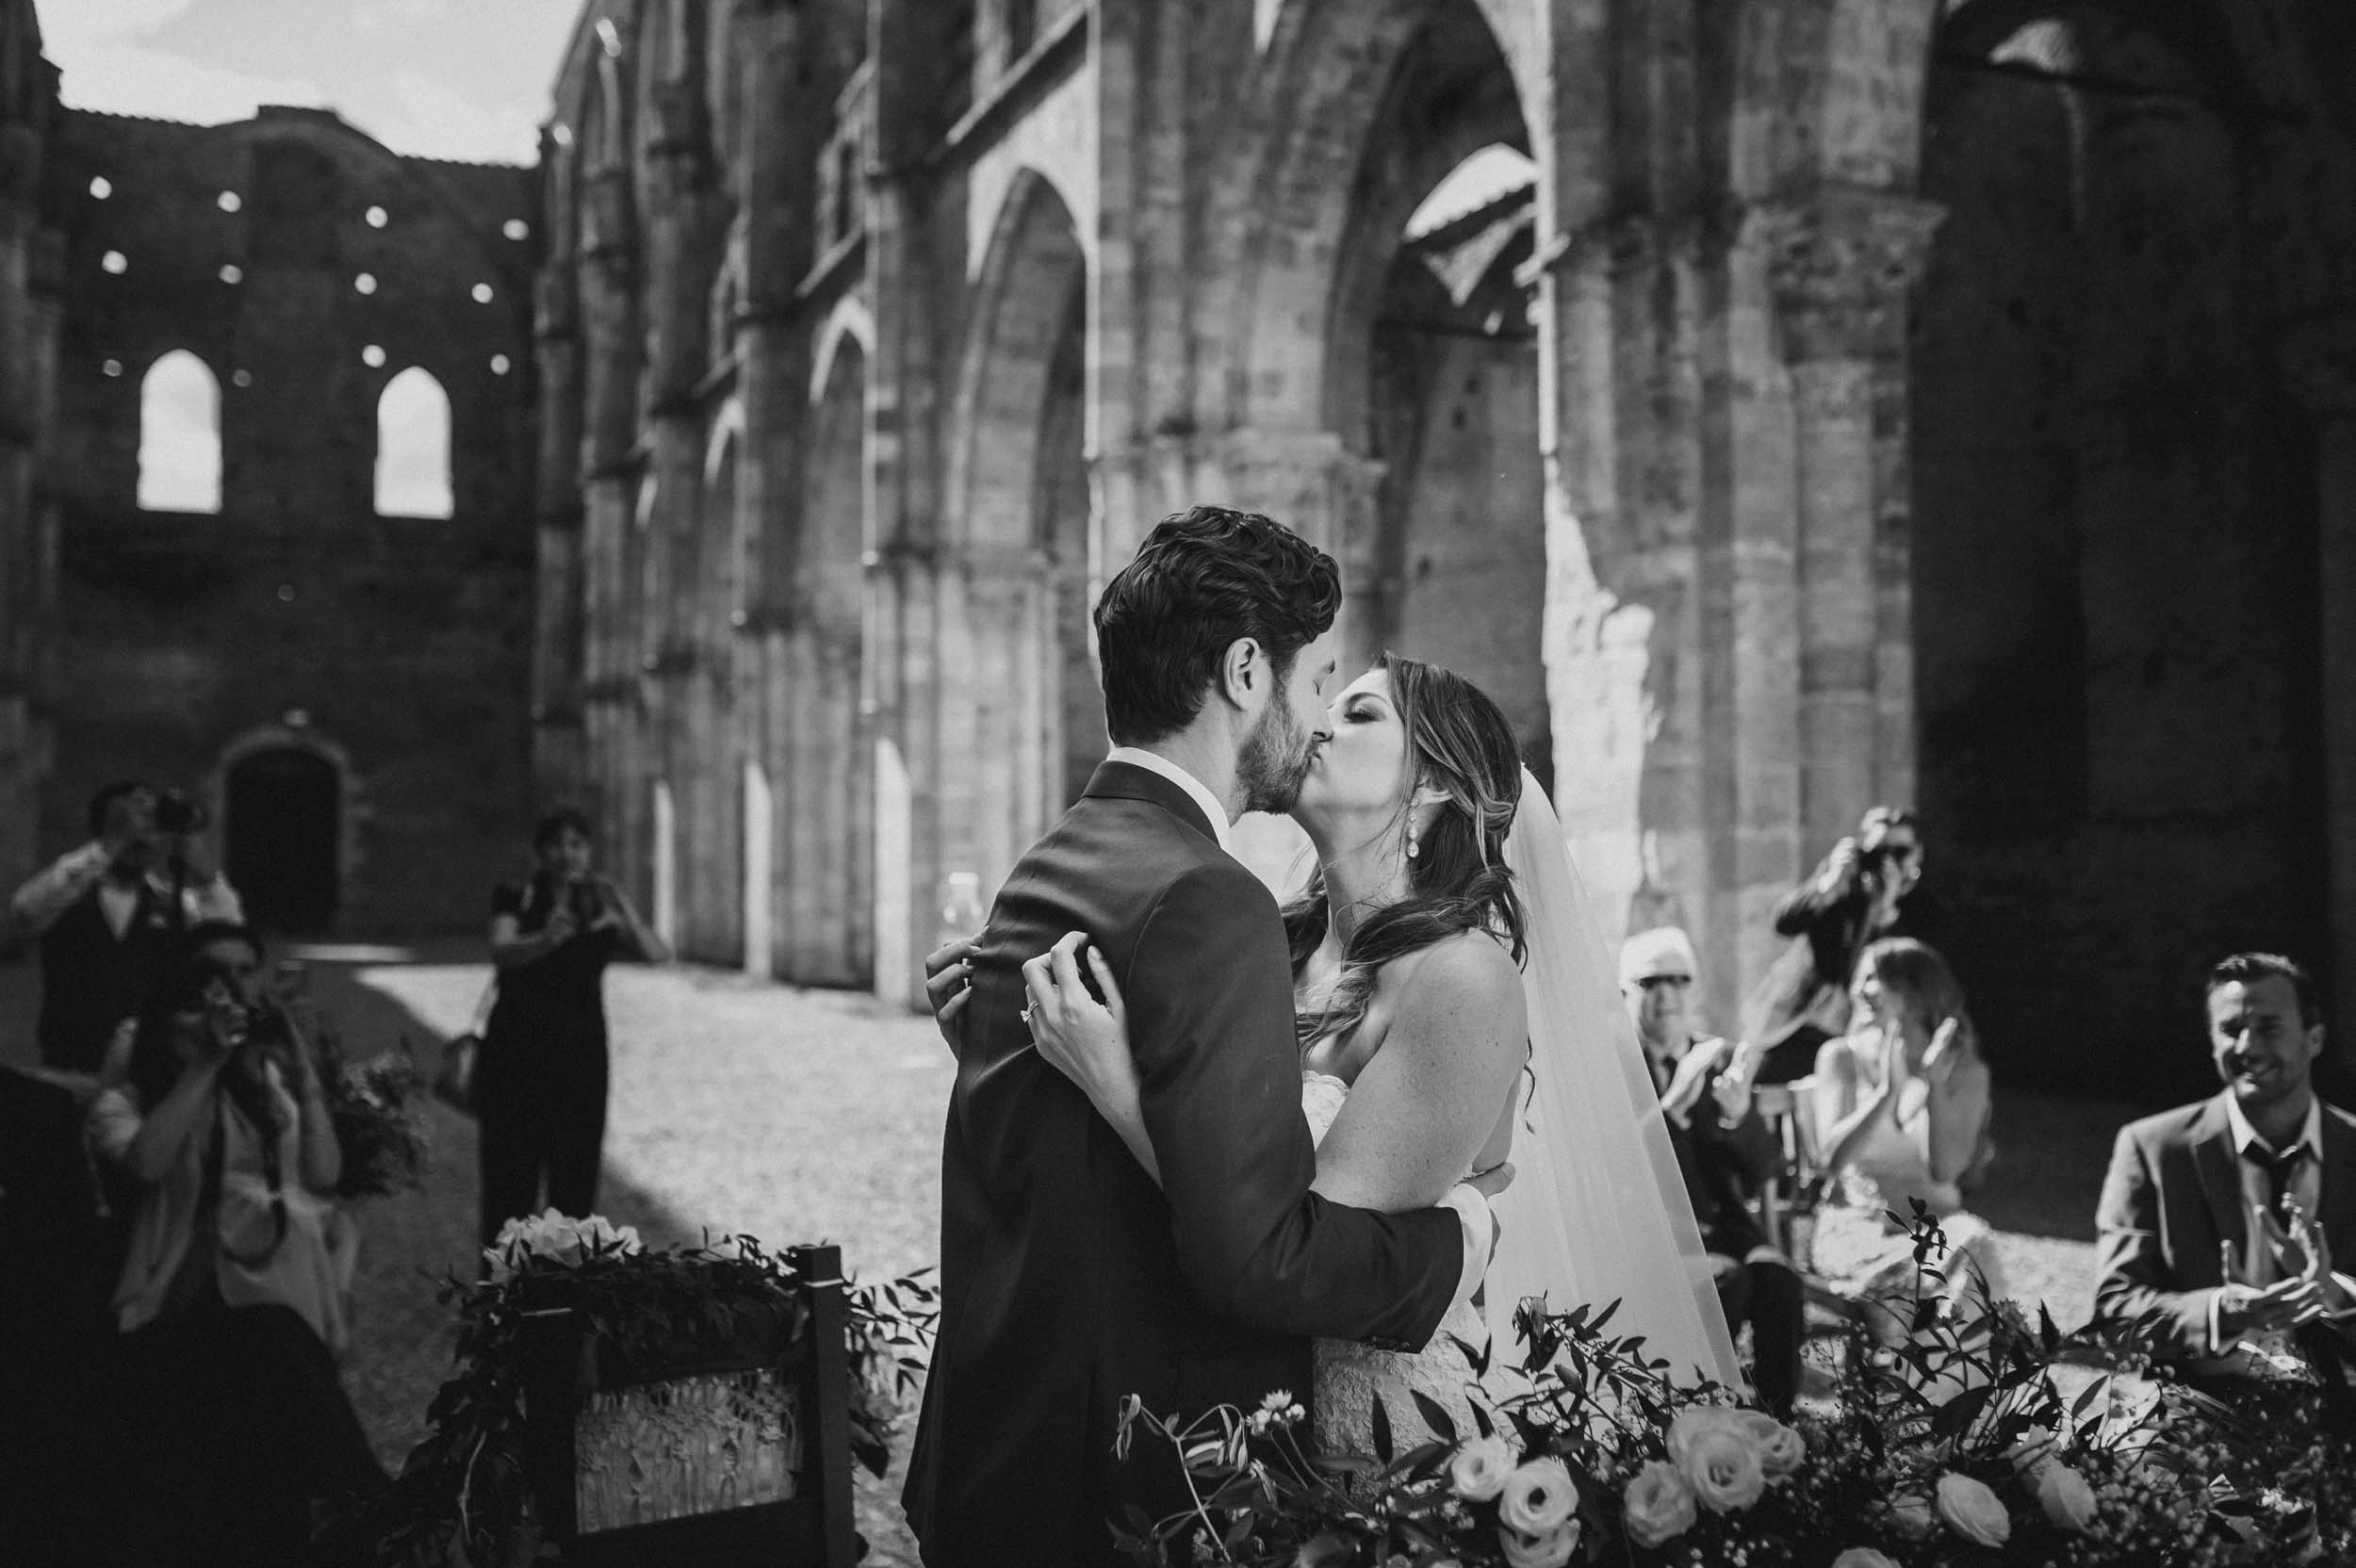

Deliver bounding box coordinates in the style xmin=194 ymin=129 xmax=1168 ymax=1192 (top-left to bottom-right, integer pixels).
xmin=1125 ymin=860 xmax=1465 ymax=1347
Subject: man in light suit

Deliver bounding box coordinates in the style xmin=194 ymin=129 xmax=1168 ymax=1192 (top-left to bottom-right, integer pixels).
xmin=903 ymin=507 xmax=1501 ymax=1566
xmin=2094 ymin=952 xmax=2356 ymax=1381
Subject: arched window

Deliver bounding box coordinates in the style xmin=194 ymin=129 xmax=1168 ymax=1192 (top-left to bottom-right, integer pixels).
xmin=375 ymin=367 xmax=453 ymax=517
xmin=137 ymin=351 xmax=222 ymax=513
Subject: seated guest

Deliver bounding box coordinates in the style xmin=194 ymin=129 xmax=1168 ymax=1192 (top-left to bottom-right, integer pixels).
xmin=88 ymin=939 xmax=382 ymax=1566
xmin=1621 ymin=926 xmax=1803 ymax=1412
xmin=1742 ymin=806 xmax=1922 ymax=1083
xmin=2095 ymin=952 xmax=2356 ymax=1376
xmin=1808 ymin=937 xmax=2003 ymax=1341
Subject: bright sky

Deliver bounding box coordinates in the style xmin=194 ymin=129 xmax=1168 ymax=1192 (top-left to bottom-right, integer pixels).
xmin=39 ymin=0 xmax=581 ymax=166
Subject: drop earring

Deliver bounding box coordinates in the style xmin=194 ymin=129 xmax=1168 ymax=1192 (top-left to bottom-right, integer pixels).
xmin=1405 ymin=820 xmax=1420 ymax=859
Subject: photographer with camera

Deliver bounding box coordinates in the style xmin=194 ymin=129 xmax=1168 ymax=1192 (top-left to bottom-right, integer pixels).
xmin=478 ymin=806 xmax=669 ymax=1255
xmin=6 ymin=780 xmax=244 ymax=1100
xmin=1741 ymin=805 xmax=1929 ymax=1084
xmin=86 ymin=929 xmax=382 ymax=1565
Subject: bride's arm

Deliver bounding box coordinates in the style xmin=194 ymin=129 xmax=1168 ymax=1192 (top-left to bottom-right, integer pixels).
xmin=1022 ymin=935 xmax=1161 ymax=1183
xmin=1309 ymin=934 xmax=1526 ymax=1212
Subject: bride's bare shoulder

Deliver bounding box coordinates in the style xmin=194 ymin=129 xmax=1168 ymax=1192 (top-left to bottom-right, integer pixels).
xmin=1386 ymin=929 xmax=1526 ymax=1032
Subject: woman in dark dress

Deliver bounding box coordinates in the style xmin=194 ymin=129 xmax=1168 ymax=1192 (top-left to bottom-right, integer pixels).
xmin=478 ymin=808 xmax=669 ymax=1252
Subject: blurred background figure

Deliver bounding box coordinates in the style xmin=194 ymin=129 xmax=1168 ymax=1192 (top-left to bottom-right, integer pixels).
xmin=1743 ymin=806 xmax=1926 ymax=1086
xmin=478 ymin=807 xmax=669 ymax=1254
xmin=1620 ymin=925 xmax=1803 ymax=1413
xmin=6 ymin=779 xmax=243 ymax=1103
xmin=1808 ymin=936 xmax=2001 ymax=1343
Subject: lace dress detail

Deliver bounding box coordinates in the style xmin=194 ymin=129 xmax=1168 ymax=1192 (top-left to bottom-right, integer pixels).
xmin=1301 ymin=1072 xmax=1490 ymax=1462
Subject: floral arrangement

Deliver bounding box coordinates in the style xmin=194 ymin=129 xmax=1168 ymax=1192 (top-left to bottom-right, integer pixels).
xmin=318 ymin=1034 xmax=432 ymax=1200
xmin=1110 ymin=1216 xmax=2356 ymax=1567
xmin=328 ymin=1213 xmax=937 ymax=1566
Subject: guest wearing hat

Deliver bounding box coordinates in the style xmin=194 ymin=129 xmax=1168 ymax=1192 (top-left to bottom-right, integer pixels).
xmin=1621 ymin=926 xmax=1805 ymax=1412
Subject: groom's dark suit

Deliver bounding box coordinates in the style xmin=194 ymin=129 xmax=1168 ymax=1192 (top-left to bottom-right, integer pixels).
xmin=904 ymin=760 xmax=1465 ymax=1566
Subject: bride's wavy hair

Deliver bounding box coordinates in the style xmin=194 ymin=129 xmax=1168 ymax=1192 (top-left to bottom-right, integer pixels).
xmin=1283 ymin=653 xmax=1529 ymax=1050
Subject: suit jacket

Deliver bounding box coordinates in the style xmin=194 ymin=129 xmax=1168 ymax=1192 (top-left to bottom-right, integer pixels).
xmin=1651 ymin=1044 xmax=1781 ymax=1260
xmin=903 ymin=761 xmax=1464 ymax=1566
xmin=2094 ymin=1091 xmax=2356 ymax=1364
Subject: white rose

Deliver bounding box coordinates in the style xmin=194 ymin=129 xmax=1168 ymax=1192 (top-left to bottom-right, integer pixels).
xmin=1497 ymin=1457 xmax=1578 ymax=1535
xmin=2005 ymin=1432 xmax=2057 ymax=1478
xmin=2034 ymin=1462 xmax=2098 ymax=1533
xmin=1934 ymin=1472 xmax=2011 ymax=1547
xmin=1830 ymin=1551 xmax=1900 ymax=1568
xmin=1497 ymin=1522 xmax=1580 ymax=1568
xmin=1665 ymin=1405 xmax=1752 ymax=1466
xmin=1883 ymin=1494 xmax=1937 ymax=1540
xmin=1730 ymin=1409 xmax=1806 ymax=1482
xmin=1448 ymin=1434 xmax=1517 ymax=1502
xmin=1677 ymin=1427 xmax=1767 ymax=1513
xmin=1621 ymin=1460 xmax=1698 ymax=1547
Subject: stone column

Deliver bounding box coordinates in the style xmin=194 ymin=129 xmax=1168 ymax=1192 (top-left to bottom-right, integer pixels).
xmin=1763 ymin=187 xmax=1941 ymax=858
xmin=0 ymin=123 xmax=46 ymax=876
xmin=532 ymin=245 xmax=589 ymax=805
xmin=2280 ymin=309 xmax=2356 ymax=1017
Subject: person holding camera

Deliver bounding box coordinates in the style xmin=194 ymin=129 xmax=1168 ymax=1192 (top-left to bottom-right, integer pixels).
xmin=86 ymin=932 xmax=381 ymax=1565
xmin=478 ymin=807 xmax=669 ymax=1252
xmin=1740 ymin=804 xmax=1925 ymax=1084
xmin=7 ymin=780 xmax=243 ymax=1098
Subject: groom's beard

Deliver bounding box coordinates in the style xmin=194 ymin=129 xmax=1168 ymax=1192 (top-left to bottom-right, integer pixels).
xmin=1236 ymin=686 xmax=1316 ymax=814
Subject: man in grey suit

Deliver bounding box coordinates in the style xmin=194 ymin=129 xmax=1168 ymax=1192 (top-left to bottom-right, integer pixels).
xmin=2094 ymin=952 xmax=2356 ymax=1378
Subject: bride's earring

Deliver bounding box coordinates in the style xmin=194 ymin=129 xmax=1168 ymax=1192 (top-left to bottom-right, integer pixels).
xmin=1405 ymin=821 xmax=1419 ymax=859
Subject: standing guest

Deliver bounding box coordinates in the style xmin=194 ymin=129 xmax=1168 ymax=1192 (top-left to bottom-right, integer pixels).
xmin=1808 ymin=937 xmax=2003 ymax=1341
xmin=6 ymin=780 xmax=242 ymax=1098
xmin=1621 ymin=926 xmax=1805 ymax=1413
xmin=88 ymin=940 xmax=383 ymax=1566
xmin=1742 ymin=805 xmax=1923 ymax=1083
xmin=478 ymin=807 xmax=669 ymax=1252
xmin=2094 ymin=953 xmax=2356 ymax=1377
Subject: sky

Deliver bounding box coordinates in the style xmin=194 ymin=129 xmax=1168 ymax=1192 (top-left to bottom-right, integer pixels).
xmin=38 ymin=0 xmax=582 ymax=166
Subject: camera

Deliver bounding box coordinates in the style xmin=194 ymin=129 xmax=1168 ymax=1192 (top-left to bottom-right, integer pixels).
xmin=153 ymin=787 xmax=209 ymax=835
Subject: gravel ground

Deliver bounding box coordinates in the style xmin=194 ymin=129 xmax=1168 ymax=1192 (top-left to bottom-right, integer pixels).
xmin=2 ymin=945 xmax=2137 ymax=1564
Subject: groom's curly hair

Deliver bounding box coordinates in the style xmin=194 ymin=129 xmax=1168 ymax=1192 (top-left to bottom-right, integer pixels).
xmin=1093 ymin=506 xmax=1341 ymax=745
xmin=1284 ymin=654 xmax=1529 ymax=1049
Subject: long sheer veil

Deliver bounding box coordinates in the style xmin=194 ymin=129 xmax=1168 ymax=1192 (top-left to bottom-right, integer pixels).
xmin=1487 ymin=768 xmax=1742 ymax=1390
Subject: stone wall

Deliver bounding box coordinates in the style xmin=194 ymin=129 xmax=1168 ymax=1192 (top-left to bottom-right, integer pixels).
xmin=26 ymin=104 xmax=537 ymax=936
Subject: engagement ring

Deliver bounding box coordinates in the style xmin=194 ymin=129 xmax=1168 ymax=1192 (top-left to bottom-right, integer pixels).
xmin=1019 ymin=1006 xmax=1033 ymax=1024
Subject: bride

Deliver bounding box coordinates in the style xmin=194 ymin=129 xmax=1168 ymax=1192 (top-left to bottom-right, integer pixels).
xmin=935 ymin=653 xmax=1741 ymax=1456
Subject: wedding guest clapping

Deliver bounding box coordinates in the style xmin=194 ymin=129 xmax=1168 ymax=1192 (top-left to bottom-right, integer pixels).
xmin=477 ymin=808 xmax=669 ymax=1252
xmin=1807 ymin=937 xmax=2003 ymax=1340
xmin=2094 ymin=953 xmax=2356 ymax=1376
xmin=1620 ymin=926 xmax=1804 ymax=1413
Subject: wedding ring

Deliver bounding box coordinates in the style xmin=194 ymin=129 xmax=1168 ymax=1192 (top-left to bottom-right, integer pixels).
xmin=1019 ymin=1006 xmax=1033 ymax=1024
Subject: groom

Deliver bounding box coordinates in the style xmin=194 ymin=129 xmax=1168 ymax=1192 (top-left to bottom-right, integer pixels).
xmin=904 ymin=507 xmax=1498 ymax=1566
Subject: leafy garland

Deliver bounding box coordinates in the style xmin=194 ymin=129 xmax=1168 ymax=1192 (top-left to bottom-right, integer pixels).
xmin=328 ymin=1222 xmax=937 ymax=1566
xmin=1110 ymin=1214 xmax=2356 ymax=1566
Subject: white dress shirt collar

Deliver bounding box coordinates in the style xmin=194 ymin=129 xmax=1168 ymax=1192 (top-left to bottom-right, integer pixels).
xmin=2222 ymin=1090 xmax=2323 ymax=1161
xmin=1104 ymin=746 xmax=1232 ymax=854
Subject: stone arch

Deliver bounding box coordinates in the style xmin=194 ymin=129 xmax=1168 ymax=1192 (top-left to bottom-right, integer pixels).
xmin=374 ymin=366 xmax=454 ymax=518
xmin=941 ymin=167 xmax=1096 ymax=893
xmin=136 ymin=350 xmax=222 ymax=514
xmin=214 ymin=722 xmax=362 ymax=937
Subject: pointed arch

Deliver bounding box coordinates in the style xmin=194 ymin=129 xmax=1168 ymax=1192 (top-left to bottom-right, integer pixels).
xmin=375 ymin=367 xmax=453 ymax=517
xmin=136 ymin=350 xmax=222 ymax=513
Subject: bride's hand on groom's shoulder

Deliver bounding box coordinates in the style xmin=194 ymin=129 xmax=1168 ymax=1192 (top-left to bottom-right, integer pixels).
xmin=1022 ymin=932 xmax=1135 ymax=1109
xmin=924 ymin=937 xmax=977 ymax=1055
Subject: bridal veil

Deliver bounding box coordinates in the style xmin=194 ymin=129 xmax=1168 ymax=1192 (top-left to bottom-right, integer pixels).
xmin=1487 ymin=768 xmax=1743 ymax=1390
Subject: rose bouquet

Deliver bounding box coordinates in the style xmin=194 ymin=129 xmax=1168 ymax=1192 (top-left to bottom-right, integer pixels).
xmin=1109 ymin=1214 xmax=2356 ymax=1566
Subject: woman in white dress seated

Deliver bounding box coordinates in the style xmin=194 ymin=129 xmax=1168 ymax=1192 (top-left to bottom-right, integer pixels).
xmin=1807 ymin=937 xmax=2004 ymax=1342
xmin=1015 ymin=653 xmax=1740 ymax=1462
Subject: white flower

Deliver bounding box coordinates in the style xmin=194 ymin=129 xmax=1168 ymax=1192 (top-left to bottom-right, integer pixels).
xmin=1668 ymin=1413 xmax=1766 ymax=1514
xmin=1621 ymin=1459 xmax=1697 ymax=1547
xmin=1497 ymin=1456 xmax=1578 ymax=1535
xmin=1447 ymin=1433 xmax=1517 ymax=1502
xmin=1830 ymin=1551 xmax=1900 ymax=1568
xmin=1664 ymin=1404 xmax=1752 ymax=1466
xmin=2034 ymin=1462 xmax=2098 ymax=1533
xmin=1497 ymin=1521 xmax=1579 ymax=1568
xmin=1934 ymin=1472 xmax=2011 ymax=1547
xmin=1729 ymin=1409 xmax=1805 ymax=1482
xmin=2006 ymin=1431 xmax=2057 ymax=1478
xmin=1883 ymin=1494 xmax=1937 ymax=1540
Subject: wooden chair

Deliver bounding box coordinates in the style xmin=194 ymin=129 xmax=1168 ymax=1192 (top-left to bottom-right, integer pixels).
xmin=517 ymin=1242 xmax=860 ymax=1567
xmin=1749 ymin=1078 xmax=1818 ymax=1257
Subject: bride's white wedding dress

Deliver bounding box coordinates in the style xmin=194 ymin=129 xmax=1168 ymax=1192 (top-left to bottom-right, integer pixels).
xmin=1302 ymin=1071 xmax=1489 ymax=1458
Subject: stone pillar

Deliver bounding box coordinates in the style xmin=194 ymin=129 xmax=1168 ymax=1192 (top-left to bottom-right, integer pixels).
xmin=1763 ymin=187 xmax=1941 ymax=858
xmin=532 ymin=242 xmax=589 ymax=806
xmin=0 ymin=110 xmax=60 ymax=879
xmin=2280 ymin=309 xmax=2356 ymax=1017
